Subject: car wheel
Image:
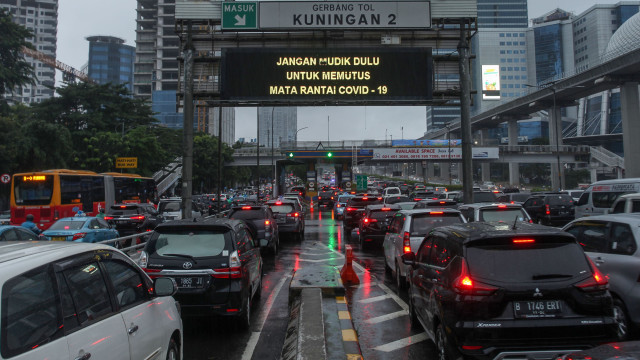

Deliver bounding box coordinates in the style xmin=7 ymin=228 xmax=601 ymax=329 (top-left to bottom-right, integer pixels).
xmin=436 ymin=323 xmax=462 ymax=360
xmin=237 ymin=297 xmax=251 ymax=331
xmin=614 ymin=298 xmax=631 ymax=341
xmin=359 ymin=234 xmax=366 ymax=249
xmin=166 ymin=338 xmax=179 ymax=360
xmin=408 ymin=285 xmax=420 ymax=330
xmin=395 ymin=263 xmax=406 ymax=292
xmin=384 ymin=257 xmax=392 ymax=274
xmin=271 ymin=238 xmax=278 ymax=256
xmin=254 ymin=274 xmax=262 ymax=300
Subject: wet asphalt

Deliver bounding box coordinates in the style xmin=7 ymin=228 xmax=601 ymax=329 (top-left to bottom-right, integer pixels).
xmin=182 ymin=205 xmax=437 ymax=360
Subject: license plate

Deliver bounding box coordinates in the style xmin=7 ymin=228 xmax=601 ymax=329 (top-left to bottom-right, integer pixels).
xmin=176 ymin=277 xmax=203 ymax=289
xmin=52 ymin=236 xmax=66 ymax=241
xmin=513 ymin=300 xmax=562 ymax=318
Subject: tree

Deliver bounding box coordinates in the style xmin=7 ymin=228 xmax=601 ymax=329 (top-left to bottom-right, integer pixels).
xmin=0 ymin=8 xmax=35 ymax=110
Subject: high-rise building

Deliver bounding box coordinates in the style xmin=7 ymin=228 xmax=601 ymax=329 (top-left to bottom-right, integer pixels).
xmin=477 ymin=0 xmax=528 ymax=28
xmin=86 ymin=36 xmax=135 ymax=93
xmin=528 ymin=9 xmax=575 ymax=85
xmin=0 ymin=0 xmax=57 ymax=104
xmin=257 ymin=107 xmax=297 ymax=148
xmin=134 ymin=0 xmax=235 ymax=143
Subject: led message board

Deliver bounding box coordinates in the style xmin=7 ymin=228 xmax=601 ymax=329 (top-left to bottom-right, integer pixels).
xmin=220 ymin=48 xmax=432 ymax=103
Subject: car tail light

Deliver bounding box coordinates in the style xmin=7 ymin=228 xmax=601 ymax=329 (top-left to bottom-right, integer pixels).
xmin=462 ymin=345 xmax=483 ymax=350
xmin=331 ymin=196 xmax=334 ymax=200
xmin=513 ymin=239 xmax=535 ymax=244
xmin=454 ymin=260 xmax=498 ymax=295
xmin=138 ymin=251 xmax=149 ymax=268
xmin=498 ymin=204 xmax=507 ymax=209
xmin=242 ymin=206 xmax=252 ymax=210
xmin=336 ymin=204 xmax=341 ymax=208
xmin=575 ymin=257 xmax=609 ymax=292
xmin=265 ymin=220 xmax=270 ymax=226
xmin=214 ymin=251 xmax=243 ymax=279
xmin=439 ymin=201 xmax=446 ymax=205
xmin=346 ymin=207 xmax=356 ymax=212
xmin=414 ymin=198 xmax=421 ymax=201
xmin=72 ymin=233 xmax=86 ymax=241
xmin=287 ymin=212 xmax=300 ymax=217
xmin=130 ymin=215 xmax=145 ymax=220
xmin=143 ymin=268 xmax=161 ymax=279
xmin=403 ymin=232 xmax=411 ymax=253
xmin=545 ymin=205 xmax=550 ymax=215
xmin=430 ymin=211 xmax=444 ymax=215
xmin=104 ymin=216 xmax=114 ymax=220
xmin=120 ymin=205 xmax=127 ymax=209
xmin=381 ymin=208 xmax=391 ymax=211
xmin=275 ymin=201 xmax=282 ymax=205
xmin=363 ymin=218 xmax=377 ymax=224
xmin=362 ymin=197 xmax=368 ymax=200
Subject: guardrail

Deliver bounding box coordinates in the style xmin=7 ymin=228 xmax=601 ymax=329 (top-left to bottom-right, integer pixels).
xmin=96 ymin=231 xmax=154 ymax=256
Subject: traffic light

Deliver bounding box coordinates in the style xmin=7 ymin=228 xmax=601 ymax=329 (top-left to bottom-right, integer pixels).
xmin=288 ymin=152 xmax=294 ymax=158
xmin=326 ymin=152 xmax=333 ymax=158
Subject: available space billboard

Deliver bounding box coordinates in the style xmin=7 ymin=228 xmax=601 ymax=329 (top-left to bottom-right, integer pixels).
xmin=482 ymin=65 xmax=500 ymax=100
xmin=372 ymin=147 xmax=499 ymax=160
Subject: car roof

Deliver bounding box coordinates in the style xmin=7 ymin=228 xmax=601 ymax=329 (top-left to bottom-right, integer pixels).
xmin=568 ymin=214 xmax=640 ymax=223
xmin=618 ymin=193 xmax=640 ymax=199
xmin=459 ymin=202 xmax=523 ymax=209
xmin=266 ymin=199 xmax=296 ymax=204
xmin=0 ymin=242 xmax=115 ymax=269
xmin=432 ymin=221 xmax=573 ymax=244
xmin=55 ymin=216 xmax=97 ymax=222
xmin=156 ymin=217 xmax=244 ymax=230
xmin=366 ymin=204 xmax=402 ymax=210
xmin=0 ymin=225 xmax=26 ymax=233
xmin=399 ymin=209 xmax=462 ymax=215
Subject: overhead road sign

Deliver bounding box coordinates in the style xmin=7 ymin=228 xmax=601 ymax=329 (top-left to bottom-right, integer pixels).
xmin=220 ymin=48 xmax=433 ymax=103
xmin=259 ymin=1 xmax=431 ymax=30
xmin=372 ymin=147 xmax=499 ymax=160
xmin=116 ymin=157 xmax=138 ymax=169
xmin=222 ymin=2 xmax=258 ymax=29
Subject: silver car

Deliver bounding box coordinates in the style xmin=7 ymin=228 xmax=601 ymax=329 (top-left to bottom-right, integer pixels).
xmin=563 ymin=214 xmax=640 ymax=340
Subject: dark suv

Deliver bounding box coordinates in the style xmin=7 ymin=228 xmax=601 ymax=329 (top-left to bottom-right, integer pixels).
xmin=317 ymin=190 xmax=337 ymax=208
xmin=228 ymin=205 xmax=279 ymax=255
xmin=104 ymin=203 xmax=164 ymax=246
xmin=358 ymin=204 xmax=400 ymax=249
xmin=265 ymin=199 xmax=305 ymax=241
xmin=343 ymin=195 xmax=383 ymax=238
xmin=139 ymin=218 xmax=263 ymax=329
xmin=523 ymin=193 xmax=575 ymax=225
xmin=402 ymin=222 xmax=617 ymax=360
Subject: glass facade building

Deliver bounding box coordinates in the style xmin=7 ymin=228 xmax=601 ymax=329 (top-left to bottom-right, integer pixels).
xmin=533 ymin=24 xmax=564 ymax=84
xmin=87 ymin=36 xmax=135 ymax=93
xmin=152 ymin=90 xmax=183 ymax=129
xmin=477 ymin=0 xmax=528 ymax=28
xmin=258 ymin=107 xmax=297 ymax=148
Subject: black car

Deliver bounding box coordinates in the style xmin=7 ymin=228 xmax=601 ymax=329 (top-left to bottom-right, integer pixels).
xmin=523 ymin=193 xmax=575 ymax=225
xmin=453 ymin=191 xmax=499 ymax=204
xmin=402 ymin=222 xmax=617 ymax=360
xmin=139 ymin=218 xmax=263 ymax=329
xmin=413 ymin=199 xmax=458 ymax=209
xmin=228 ymin=205 xmax=279 ymax=255
xmin=105 ymin=203 xmax=164 ymax=246
xmin=265 ymin=199 xmax=305 ymax=240
xmin=317 ymin=190 xmax=337 ymax=208
xmin=343 ymin=195 xmax=383 ymax=238
xmin=358 ymin=204 xmax=401 ymax=249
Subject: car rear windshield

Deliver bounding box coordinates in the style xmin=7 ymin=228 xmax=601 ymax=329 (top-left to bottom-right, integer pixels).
xmin=385 ymin=196 xmax=410 ymax=204
xmin=348 ymin=198 xmax=382 ymax=208
xmin=466 ymin=239 xmax=589 ymax=283
xmin=370 ymin=210 xmax=397 ymax=220
xmin=546 ymin=195 xmax=574 ymax=205
xmin=473 ymin=192 xmax=497 ymax=202
xmin=410 ymin=214 xmax=463 ymax=235
xmin=49 ymin=220 xmax=85 ymax=231
xmin=148 ymin=230 xmax=232 ymax=258
xmin=480 ymin=209 xmax=528 ymax=222
xmin=229 ymin=209 xmax=263 ymax=220
xmin=159 ymin=202 xmax=181 ymax=212
xmin=510 ymin=194 xmax=531 ymax=202
xmin=107 ymin=206 xmax=139 ymax=215
xmin=269 ymin=204 xmax=294 ymax=213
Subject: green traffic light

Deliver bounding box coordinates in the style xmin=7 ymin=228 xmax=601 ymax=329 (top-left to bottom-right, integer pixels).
xmin=289 ymin=152 xmax=294 ymax=158
xmin=327 ymin=152 xmax=333 ymax=158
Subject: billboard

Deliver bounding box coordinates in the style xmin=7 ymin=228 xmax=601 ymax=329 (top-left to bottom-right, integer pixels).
xmin=481 ymin=65 xmax=500 ymax=100
xmin=392 ymin=139 xmax=461 ymax=147
xmin=372 ymin=147 xmax=499 ymax=160
xmin=220 ymin=48 xmax=432 ymax=103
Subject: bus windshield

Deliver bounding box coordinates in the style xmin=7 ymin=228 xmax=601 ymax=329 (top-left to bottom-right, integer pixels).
xmin=13 ymin=175 xmax=54 ymax=205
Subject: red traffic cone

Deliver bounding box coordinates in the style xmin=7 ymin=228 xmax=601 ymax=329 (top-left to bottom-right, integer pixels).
xmin=340 ymin=245 xmax=360 ymax=285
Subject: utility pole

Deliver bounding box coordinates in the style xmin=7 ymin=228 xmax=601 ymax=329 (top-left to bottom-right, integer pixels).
xmin=271 ymin=107 xmax=275 ymax=198
xmin=217 ymin=106 xmax=223 ymax=215
xmin=256 ymin=108 xmax=260 ymax=188
xmin=458 ymin=19 xmax=473 ymax=204
xmin=181 ymin=21 xmax=194 ymax=219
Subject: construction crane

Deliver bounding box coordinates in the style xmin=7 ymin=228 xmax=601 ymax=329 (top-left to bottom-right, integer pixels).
xmin=21 ymin=46 xmax=94 ymax=83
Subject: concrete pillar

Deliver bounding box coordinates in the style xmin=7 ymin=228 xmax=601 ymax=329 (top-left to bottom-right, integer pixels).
xmin=441 ymin=162 xmax=451 ymax=183
xmin=427 ymin=163 xmax=435 ymax=180
xmin=549 ymin=105 xmax=563 ymax=190
xmin=577 ymin=98 xmax=585 ymax=137
xmin=421 ymin=162 xmax=428 ymax=183
xmin=508 ymin=120 xmax=520 ymax=186
xmin=601 ymin=90 xmax=610 ymax=135
xmin=621 ymin=82 xmax=640 ymax=178
xmin=481 ymin=162 xmax=491 ymax=183
xmin=591 ymin=168 xmax=598 ymax=183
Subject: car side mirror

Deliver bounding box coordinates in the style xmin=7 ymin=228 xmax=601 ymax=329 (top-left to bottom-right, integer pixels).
xmin=401 ymin=252 xmax=416 ymax=266
xmin=260 ymin=239 xmax=269 ymax=247
xmin=153 ymin=277 xmax=177 ymax=296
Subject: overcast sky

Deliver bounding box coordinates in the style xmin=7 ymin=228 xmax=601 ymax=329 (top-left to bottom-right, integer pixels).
xmin=57 ymin=0 xmax=627 ymax=142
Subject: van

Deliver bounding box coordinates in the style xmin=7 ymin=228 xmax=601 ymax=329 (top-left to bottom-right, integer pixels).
xmin=575 ymin=178 xmax=640 ymax=218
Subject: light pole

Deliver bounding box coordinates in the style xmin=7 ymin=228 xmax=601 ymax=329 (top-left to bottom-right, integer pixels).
xmin=271 ymin=107 xmax=275 ymax=196
xmin=295 ymin=127 xmax=308 ymax=145
xmin=447 ymin=124 xmax=452 ymax=186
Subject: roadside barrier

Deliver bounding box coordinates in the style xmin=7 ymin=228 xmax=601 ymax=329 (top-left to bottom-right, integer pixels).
xmin=340 ymin=245 xmax=360 ymax=285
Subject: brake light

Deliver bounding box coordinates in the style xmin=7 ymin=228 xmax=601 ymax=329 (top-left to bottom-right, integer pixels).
xmin=265 ymin=220 xmax=270 ymax=226
xmin=130 ymin=215 xmax=145 ymax=220
xmin=331 ymin=196 xmax=334 ymax=200
xmin=336 ymin=204 xmax=341 ymax=208
xmin=362 ymin=197 xmax=368 ymax=200
xmin=72 ymin=232 xmax=86 ymax=241
xmin=318 ymin=196 xmax=322 ymax=199
xmin=498 ymin=204 xmax=507 ymax=209
xmin=414 ymin=198 xmax=421 ymax=201
xmin=212 ymin=267 xmax=243 ymax=279
xmin=513 ymin=239 xmax=535 ymax=244
xmin=275 ymin=201 xmax=282 ymax=205
xmin=381 ymin=208 xmax=391 ymax=211
xmin=510 ymin=201 xmax=515 ymax=204
xmin=120 ymin=206 xmax=127 ymax=209
xmin=545 ymin=204 xmax=550 ymax=215
xmin=575 ymin=257 xmax=609 ymax=292
xmin=346 ymin=207 xmax=356 ymax=212
xmin=378 ymin=197 xmax=383 ymax=200
xmin=143 ymin=267 xmax=161 ymax=279
xmin=454 ymin=261 xmax=498 ymax=295
xmin=242 ymin=206 xmax=252 ymax=210
xmin=462 ymin=345 xmax=483 ymax=350
xmin=403 ymin=231 xmax=411 ymax=253
xmin=439 ymin=201 xmax=446 ymax=205
xmin=104 ymin=216 xmax=114 ymax=220
xmin=429 ymin=211 xmax=444 ymax=215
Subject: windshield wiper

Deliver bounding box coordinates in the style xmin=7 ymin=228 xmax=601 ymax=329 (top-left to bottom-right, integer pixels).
xmin=164 ymin=253 xmax=198 ymax=264
xmin=532 ymin=273 xmax=572 ymax=280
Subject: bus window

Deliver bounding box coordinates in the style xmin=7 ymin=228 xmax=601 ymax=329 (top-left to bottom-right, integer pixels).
xmin=13 ymin=175 xmax=54 ymax=205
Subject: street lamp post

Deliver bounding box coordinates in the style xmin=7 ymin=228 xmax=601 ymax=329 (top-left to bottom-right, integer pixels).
xmin=447 ymin=125 xmax=452 ymax=186
xmin=295 ymin=127 xmax=308 ymax=145
xmin=551 ymin=87 xmax=562 ymax=190
xmin=271 ymin=107 xmax=275 ymax=197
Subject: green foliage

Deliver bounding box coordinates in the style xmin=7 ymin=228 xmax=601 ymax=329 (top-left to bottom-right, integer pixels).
xmin=193 ymin=133 xmax=235 ymax=192
xmin=565 ymin=169 xmax=590 ymax=189
xmin=0 ymin=8 xmax=35 ymax=104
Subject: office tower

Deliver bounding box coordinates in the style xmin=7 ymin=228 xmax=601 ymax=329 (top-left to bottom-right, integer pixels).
xmin=477 ymin=0 xmax=528 ymax=28
xmin=86 ymin=36 xmax=135 ymax=93
xmin=0 ymin=0 xmax=57 ymax=104
xmin=258 ymin=107 xmax=298 ymax=148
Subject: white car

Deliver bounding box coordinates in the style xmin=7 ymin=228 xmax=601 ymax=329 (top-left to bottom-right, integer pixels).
xmin=383 ymin=187 xmax=402 ymax=197
xmin=0 ymin=241 xmax=183 ymax=360
xmin=159 ymin=197 xmax=203 ymax=221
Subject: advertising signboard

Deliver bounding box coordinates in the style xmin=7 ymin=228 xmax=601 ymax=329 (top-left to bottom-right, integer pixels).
xmin=482 ymin=65 xmax=500 ymax=100
xmin=372 ymin=147 xmax=499 ymax=160
xmin=220 ymin=48 xmax=432 ymax=102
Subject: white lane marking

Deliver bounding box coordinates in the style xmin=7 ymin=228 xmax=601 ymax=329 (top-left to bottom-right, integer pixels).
xmin=377 ymin=282 xmax=409 ymax=311
xmin=373 ymin=333 xmax=429 ymax=352
xmin=365 ymin=310 xmax=409 ymax=324
xmin=241 ymin=274 xmax=290 ymax=360
xmin=298 ymin=258 xmax=341 ymax=263
xmin=358 ymin=294 xmax=393 ymax=304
